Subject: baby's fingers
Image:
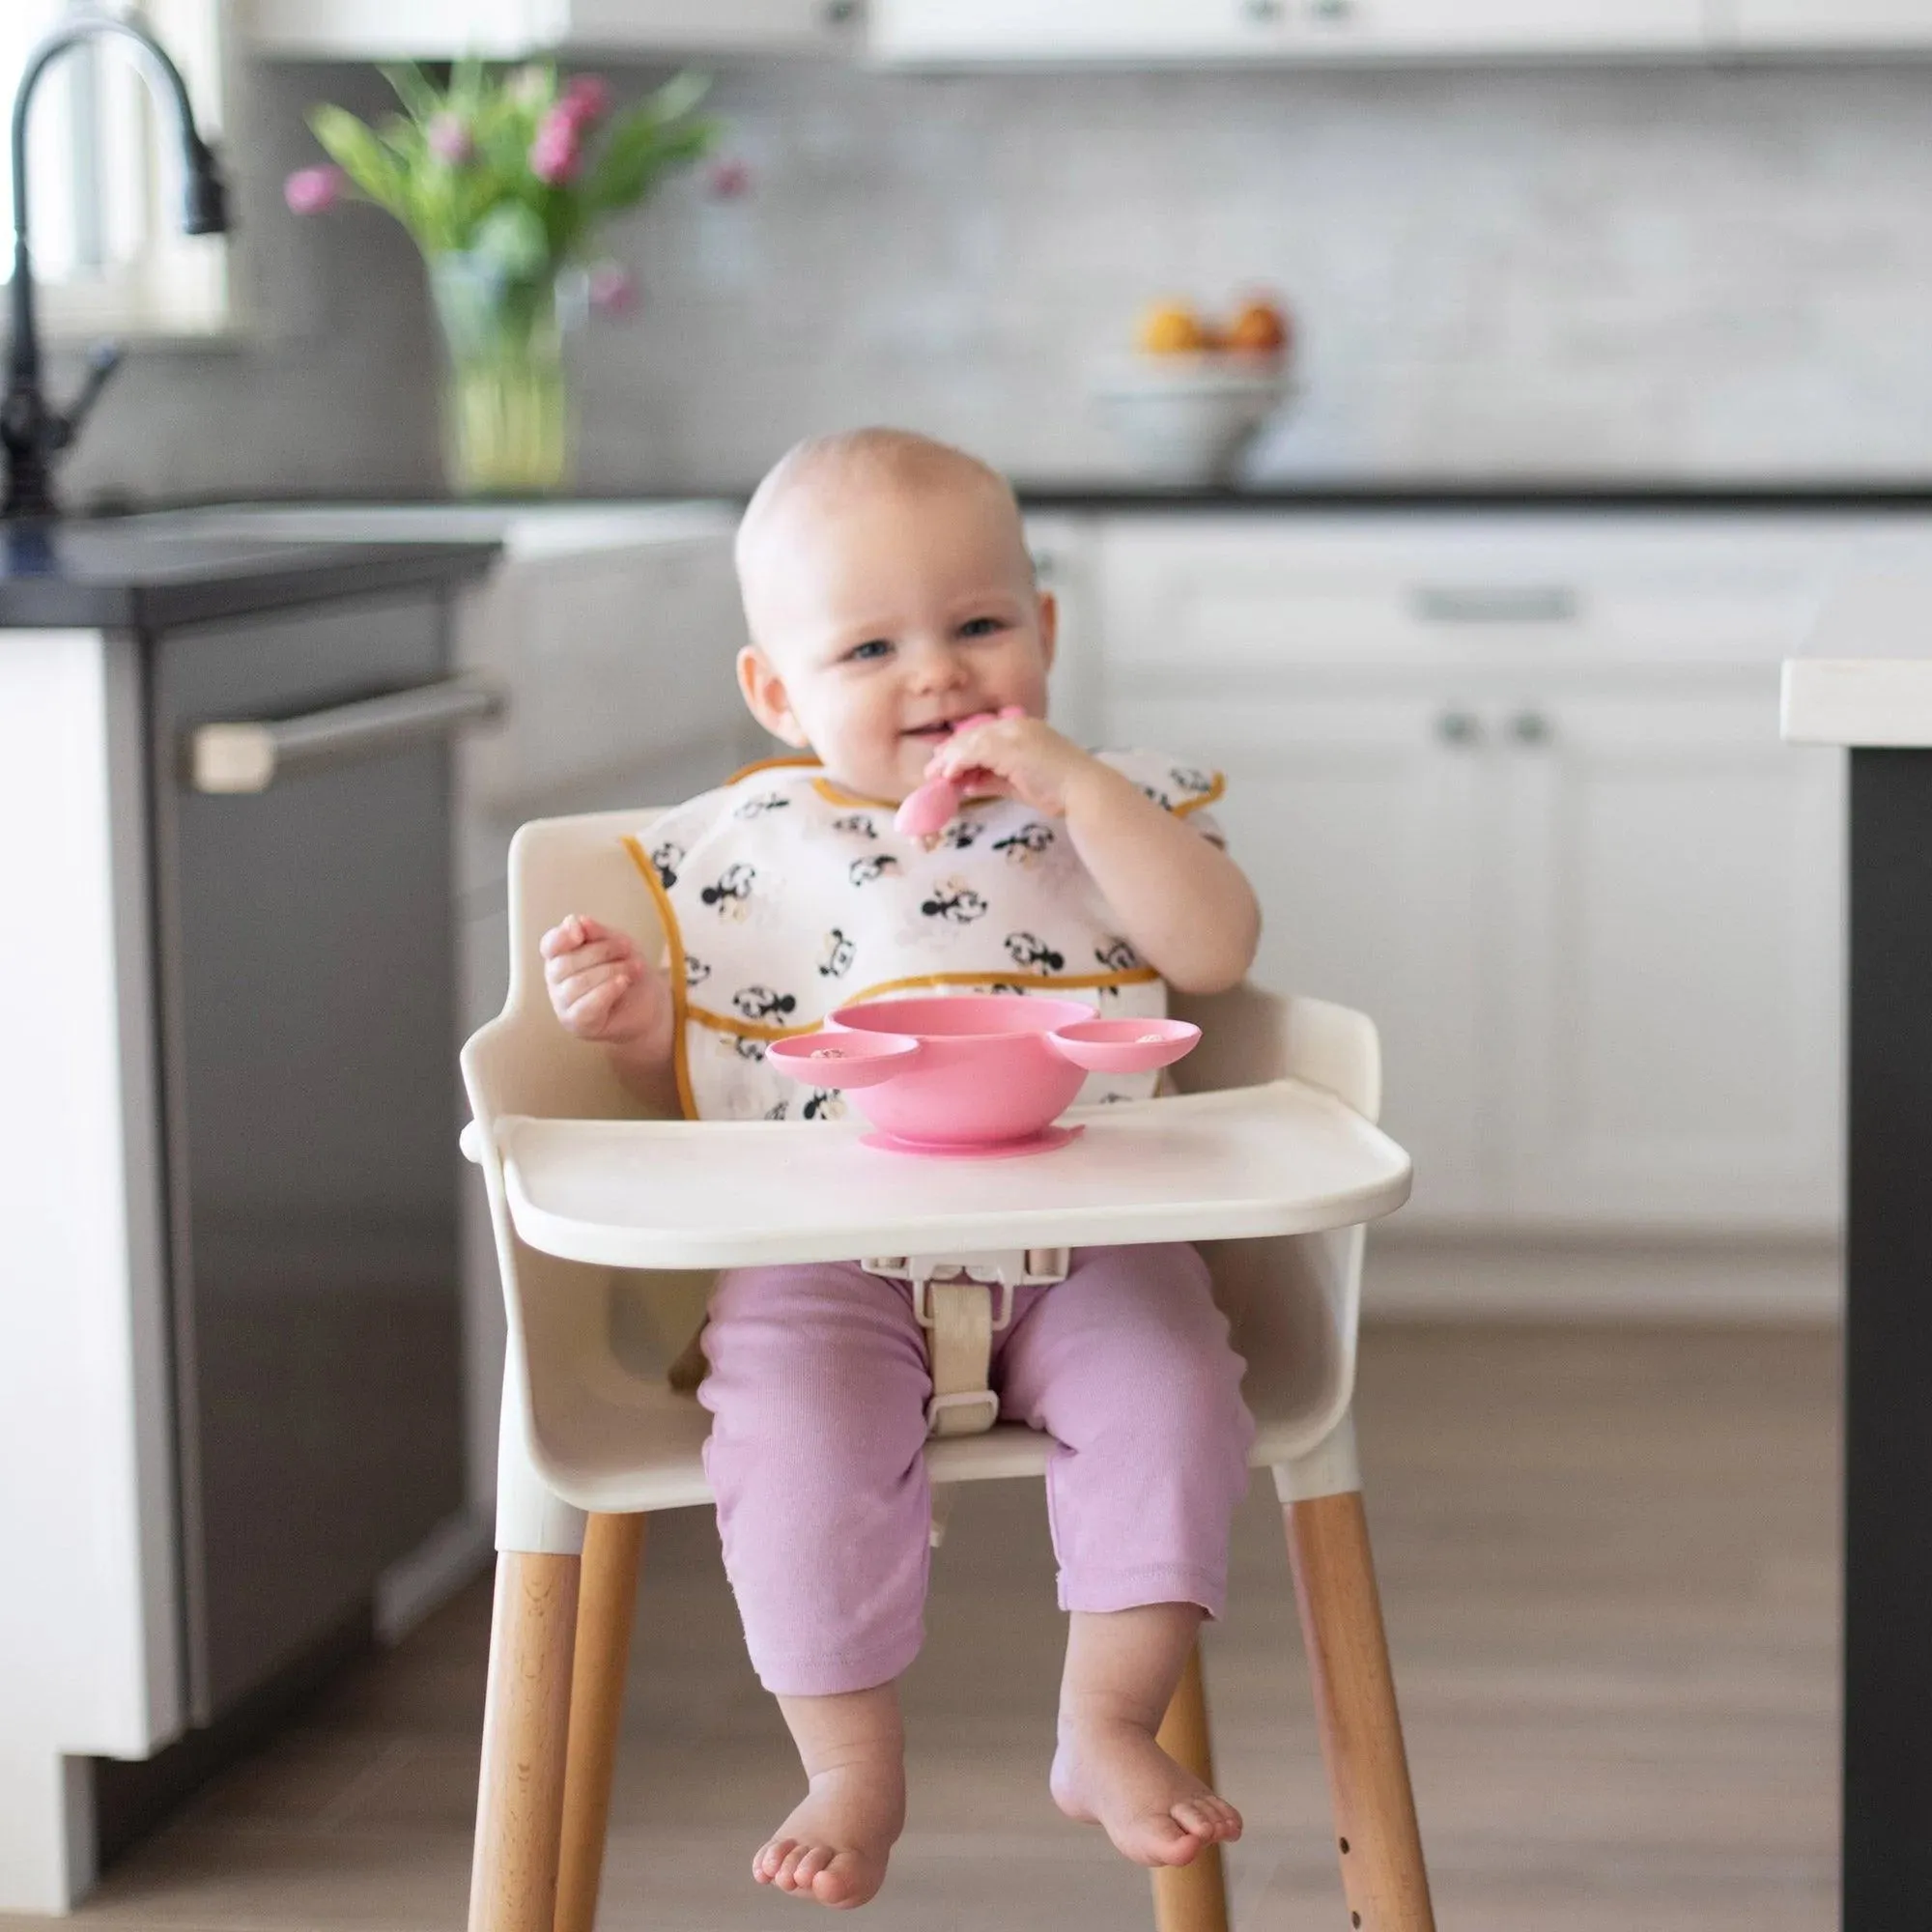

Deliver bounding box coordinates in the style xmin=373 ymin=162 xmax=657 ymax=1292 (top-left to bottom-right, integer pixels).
xmin=557 ymin=962 xmax=636 ymax=1028
xmin=540 ymin=914 xmax=626 ymax=960
xmin=543 ymin=936 xmax=632 ymax=984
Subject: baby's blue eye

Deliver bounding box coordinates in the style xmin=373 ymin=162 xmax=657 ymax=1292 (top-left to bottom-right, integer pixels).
xmin=849 ymin=639 xmax=893 ymax=662
xmin=958 ymin=615 xmax=1006 ymax=639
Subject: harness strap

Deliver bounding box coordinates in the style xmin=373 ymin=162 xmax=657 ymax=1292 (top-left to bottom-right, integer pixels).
xmin=866 ymin=1249 xmax=1070 ymax=1439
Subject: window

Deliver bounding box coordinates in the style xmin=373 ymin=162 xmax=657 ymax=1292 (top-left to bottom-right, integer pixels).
xmin=1 ymin=0 xmax=229 ymax=337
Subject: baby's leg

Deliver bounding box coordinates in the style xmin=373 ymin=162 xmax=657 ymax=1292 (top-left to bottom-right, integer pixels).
xmin=700 ymin=1261 xmax=931 ymax=1907
xmin=997 ymin=1243 xmax=1254 ymax=1867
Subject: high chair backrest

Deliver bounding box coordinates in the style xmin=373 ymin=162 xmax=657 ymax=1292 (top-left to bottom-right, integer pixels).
xmin=466 ymin=809 xmax=675 ymax=1129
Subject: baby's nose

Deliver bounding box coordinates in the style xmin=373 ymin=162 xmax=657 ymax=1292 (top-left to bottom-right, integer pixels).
xmin=908 ymin=646 xmax=969 ymax=690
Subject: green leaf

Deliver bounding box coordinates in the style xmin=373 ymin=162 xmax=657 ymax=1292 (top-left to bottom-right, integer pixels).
xmin=307 ymin=105 xmax=410 ymax=220
xmin=379 ymin=62 xmax=441 ymax=126
xmin=644 ymin=70 xmax=711 ymax=127
xmin=582 ymin=101 xmax=718 ymax=215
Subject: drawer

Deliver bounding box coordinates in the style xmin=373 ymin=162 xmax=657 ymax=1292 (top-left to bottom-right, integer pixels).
xmin=1095 ymin=513 xmax=1905 ymax=679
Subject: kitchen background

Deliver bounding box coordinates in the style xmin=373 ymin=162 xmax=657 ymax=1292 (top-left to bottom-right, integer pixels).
xmin=6 ymin=8 xmax=1908 ymax=1928
xmin=60 ymin=56 xmax=1932 ymax=502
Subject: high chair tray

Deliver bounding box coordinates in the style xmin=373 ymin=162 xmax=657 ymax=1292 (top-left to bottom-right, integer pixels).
xmin=488 ymin=1080 xmax=1411 ymax=1270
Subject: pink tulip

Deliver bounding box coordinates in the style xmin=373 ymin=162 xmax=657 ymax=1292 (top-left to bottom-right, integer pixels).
xmin=283 ymin=164 xmax=344 ymax=214
xmin=427 ymin=112 xmax=474 ymax=164
xmin=529 ymin=110 xmax=583 ymax=185
xmin=587 ymin=263 xmax=637 ymax=316
xmin=559 ymin=75 xmax=612 ymax=127
xmin=706 ymin=157 xmax=752 ymax=200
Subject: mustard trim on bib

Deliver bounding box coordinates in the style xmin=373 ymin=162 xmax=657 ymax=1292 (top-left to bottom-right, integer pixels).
xmin=1173 ymin=773 xmax=1226 ymax=816
xmin=683 ymin=965 xmax=1162 ymax=1044
xmin=724 ymin=752 xmax=823 ymax=786
xmin=621 ymin=835 xmax=698 ymax=1122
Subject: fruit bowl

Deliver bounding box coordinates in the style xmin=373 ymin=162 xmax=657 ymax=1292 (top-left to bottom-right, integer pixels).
xmin=1089 ymin=354 xmax=1294 ymax=484
xmin=765 ymin=994 xmax=1201 ymax=1157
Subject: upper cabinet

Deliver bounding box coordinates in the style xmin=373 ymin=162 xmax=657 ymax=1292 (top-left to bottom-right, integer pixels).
xmin=244 ymin=0 xmax=861 ymax=59
xmin=248 ymin=0 xmax=1932 ymax=59
xmin=1711 ymin=0 xmax=1932 ymax=47
xmin=869 ymin=0 xmax=1708 ymax=66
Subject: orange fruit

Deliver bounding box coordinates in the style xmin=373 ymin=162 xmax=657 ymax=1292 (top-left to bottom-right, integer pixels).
xmin=1224 ymin=297 xmax=1292 ymax=355
xmin=1136 ymin=301 xmax=1211 ymax=355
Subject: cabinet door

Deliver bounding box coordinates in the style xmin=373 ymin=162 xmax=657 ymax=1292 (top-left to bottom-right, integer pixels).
xmin=872 ymin=0 xmax=1701 ymax=60
xmin=1716 ymin=1 xmax=1932 ymax=47
xmin=245 ymin=0 xmax=539 ymax=55
xmin=1302 ymin=0 xmax=1704 ymax=52
xmin=1498 ymin=691 xmax=1844 ymax=1230
xmin=1110 ymin=693 xmax=1492 ymax=1222
xmin=553 ymin=0 xmax=862 ymax=51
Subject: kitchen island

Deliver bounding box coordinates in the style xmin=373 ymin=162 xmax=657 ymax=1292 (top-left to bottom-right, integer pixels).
xmin=0 ymin=522 xmax=497 ymax=1912
xmin=1782 ymin=552 xmax=1932 ymax=1932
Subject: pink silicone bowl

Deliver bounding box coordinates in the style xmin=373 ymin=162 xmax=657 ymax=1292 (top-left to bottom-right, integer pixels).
xmin=765 ymin=994 xmax=1201 ymax=1151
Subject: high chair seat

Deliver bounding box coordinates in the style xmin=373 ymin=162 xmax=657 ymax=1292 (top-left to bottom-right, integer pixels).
xmin=461 ymin=809 xmax=1439 ymax=1932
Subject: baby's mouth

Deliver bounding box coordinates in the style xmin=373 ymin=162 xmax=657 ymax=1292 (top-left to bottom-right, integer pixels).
xmin=904 ymin=718 xmax=965 ymax=742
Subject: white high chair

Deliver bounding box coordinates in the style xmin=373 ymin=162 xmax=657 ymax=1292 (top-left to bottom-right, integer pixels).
xmin=460 ymin=809 xmax=1436 ymax=1932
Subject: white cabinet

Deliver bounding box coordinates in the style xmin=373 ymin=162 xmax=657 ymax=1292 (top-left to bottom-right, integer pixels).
xmin=871 ymin=0 xmax=1705 ymax=65
xmin=1713 ymin=1 xmax=1932 ymax=47
xmin=246 ymin=0 xmax=859 ymax=57
xmin=1095 ymin=512 xmax=1858 ymax=1235
xmin=1115 ymin=689 xmax=1491 ymax=1221
xmin=1496 ymin=693 xmax=1843 ymax=1230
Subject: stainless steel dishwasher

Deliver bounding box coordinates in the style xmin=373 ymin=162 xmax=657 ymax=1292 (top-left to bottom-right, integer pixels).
xmin=148 ymin=589 xmax=492 ymax=1723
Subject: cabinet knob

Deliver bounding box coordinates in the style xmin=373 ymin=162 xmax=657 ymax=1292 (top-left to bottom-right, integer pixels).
xmin=1242 ymin=0 xmax=1286 ymax=21
xmin=1435 ymin=710 xmax=1482 ymax=747
xmin=823 ymin=0 xmax=860 ymax=22
xmin=1309 ymin=0 xmax=1356 ymax=20
xmin=1508 ymin=710 xmax=1553 ymax=746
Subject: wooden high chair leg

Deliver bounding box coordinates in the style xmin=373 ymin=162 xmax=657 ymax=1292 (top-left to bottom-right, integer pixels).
xmin=469 ymin=1552 xmax=582 ymax=1932
xmin=1151 ymin=1640 xmax=1232 ymax=1932
xmin=554 ymin=1513 xmax=647 ymax=1932
xmin=1284 ymin=1490 xmax=1435 ymax=1932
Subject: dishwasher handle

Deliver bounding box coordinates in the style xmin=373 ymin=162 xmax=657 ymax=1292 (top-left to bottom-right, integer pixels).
xmin=187 ymin=677 xmax=504 ymax=795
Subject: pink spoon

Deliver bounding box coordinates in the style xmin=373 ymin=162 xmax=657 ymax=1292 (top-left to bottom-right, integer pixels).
xmin=895 ymin=705 xmax=1026 ymax=838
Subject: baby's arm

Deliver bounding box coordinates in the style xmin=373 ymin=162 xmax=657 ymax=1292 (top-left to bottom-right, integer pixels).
xmin=540 ymin=914 xmax=680 ymax=1111
xmin=924 ymin=721 xmax=1261 ymax=994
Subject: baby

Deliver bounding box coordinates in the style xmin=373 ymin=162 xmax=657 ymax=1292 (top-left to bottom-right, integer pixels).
xmin=541 ymin=429 xmax=1263 ymax=1909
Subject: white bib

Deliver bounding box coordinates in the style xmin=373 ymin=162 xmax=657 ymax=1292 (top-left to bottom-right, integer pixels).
xmin=624 ymin=749 xmax=1226 ymax=1123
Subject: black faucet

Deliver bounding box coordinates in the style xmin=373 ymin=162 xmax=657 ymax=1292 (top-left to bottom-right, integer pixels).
xmin=4 ymin=10 xmax=229 ymax=521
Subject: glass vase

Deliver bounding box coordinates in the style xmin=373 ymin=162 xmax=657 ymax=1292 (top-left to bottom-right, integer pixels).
xmin=428 ymin=252 xmax=571 ymax=497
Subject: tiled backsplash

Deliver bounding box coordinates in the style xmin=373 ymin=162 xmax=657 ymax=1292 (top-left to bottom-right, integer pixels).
xmin=68 ymin=55 xmax=1932 ymax=501
xmin=582 ymin=57 xmax=1932 ymax=489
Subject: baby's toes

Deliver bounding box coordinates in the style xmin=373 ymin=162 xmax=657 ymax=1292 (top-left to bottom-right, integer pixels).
xmin=774 ymin=1842 xmax=815 ymax=1891
xmin=1173 ymin=1796 xmax=1239 ymax=1843
xmin=813 ymin=1851 xmax=875 ymax=1908
xmin=791 ymin=1844 xmax=834 ymax=1890
xmin=753 ymin=1837 xmax=792 ymax=1884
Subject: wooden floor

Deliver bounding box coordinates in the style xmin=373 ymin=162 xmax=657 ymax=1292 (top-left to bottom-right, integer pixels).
xmin=28 ymin=1324 xmax=1838 ymax=1931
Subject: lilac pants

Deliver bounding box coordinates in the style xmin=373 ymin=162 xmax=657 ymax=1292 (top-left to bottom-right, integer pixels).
xmin=697 ymin=1243 xmax=1255 ymax=1696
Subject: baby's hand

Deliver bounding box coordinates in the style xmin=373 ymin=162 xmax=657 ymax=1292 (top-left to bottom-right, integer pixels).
xmin=923 ymin=715 xmax=1099 ymax=820
xmin=540 ymin=914 xmax=669 ymax=1047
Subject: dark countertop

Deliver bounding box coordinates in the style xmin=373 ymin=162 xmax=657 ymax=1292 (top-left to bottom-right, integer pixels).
xmin=91 ymin=480 xmax=1932 ymax=518
xmin=0 ymin=520 xmax=500 ymax=631
xmin=1016 ymin=482 xmax=1932 ymax=513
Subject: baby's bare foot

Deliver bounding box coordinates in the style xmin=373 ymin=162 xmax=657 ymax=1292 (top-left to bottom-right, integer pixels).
xmin=1050 ymin=1718 xmax=1243 ymax=1867
xmin=753 ymin=1754 xmax=906 ymax=1909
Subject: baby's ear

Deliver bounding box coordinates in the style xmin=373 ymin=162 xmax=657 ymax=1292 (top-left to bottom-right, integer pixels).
xmin=1036 ymin=589 xmax=1059 ymax=673
xmin=737 ymin=645 xmax=810 ymax=748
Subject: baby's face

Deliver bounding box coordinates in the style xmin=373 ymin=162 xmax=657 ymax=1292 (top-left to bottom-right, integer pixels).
xmin=737 ymin=474 xmax=1055 ymax=802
